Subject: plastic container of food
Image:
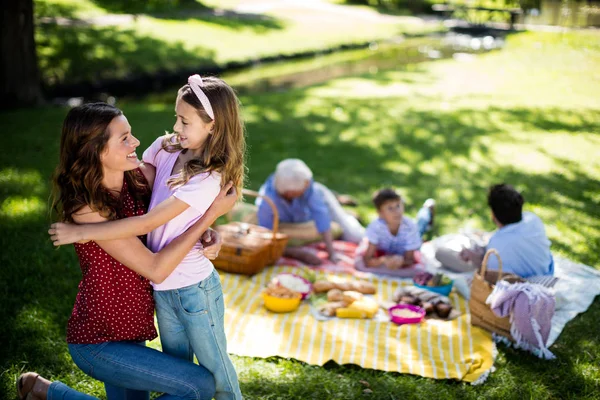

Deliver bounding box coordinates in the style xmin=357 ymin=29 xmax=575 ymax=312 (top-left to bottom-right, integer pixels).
xmin=389 ymin=304 xmax=426 ymax=325
xmin=413 ymin=272 xmax=454 ymax=296
xmin=275 ymin=273 xmax=313 ymax=300
xmin=262 ymin=292 xmax=302 ymax=313
xmin=413 ymin=281 xmax=453 ymax=296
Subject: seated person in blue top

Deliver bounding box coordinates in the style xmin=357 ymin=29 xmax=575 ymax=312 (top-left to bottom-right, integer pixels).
xmin=460 ymin=183 xmax=554 ymax=277
xmin=363 ymin=188 xmax=434 ymax=269
xmin=257 ymin=159 xmax=365 ymax=265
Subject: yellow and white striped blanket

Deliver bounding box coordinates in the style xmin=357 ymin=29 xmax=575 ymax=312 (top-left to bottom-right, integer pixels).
xmin=221 ymin=266 xmax=495 ymax=383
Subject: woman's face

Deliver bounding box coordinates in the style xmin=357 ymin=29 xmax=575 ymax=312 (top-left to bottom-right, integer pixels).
xmin=173 ymin=97 xmax=214 ymax=156
xmin=100 ymin=114 xmax=141 ymax=173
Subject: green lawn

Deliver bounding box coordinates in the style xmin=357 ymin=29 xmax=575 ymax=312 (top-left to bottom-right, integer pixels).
xmin=35 ymin=0 xmax=441 ymax=87
xmin=1 ymin=30 xmax=599 ymax=398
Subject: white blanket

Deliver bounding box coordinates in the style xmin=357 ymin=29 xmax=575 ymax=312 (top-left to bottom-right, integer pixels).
xmin=421 ymin=242 xmax=600 ymax=346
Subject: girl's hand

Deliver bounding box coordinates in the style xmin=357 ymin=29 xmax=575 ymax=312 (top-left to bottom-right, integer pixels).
xmin=200 ymin=228 xmax=222 ymax=260
xmin=49 ymin=222 xmax=84 ymax=246
xmin=210 ymin=181 xmax=237 ymax=217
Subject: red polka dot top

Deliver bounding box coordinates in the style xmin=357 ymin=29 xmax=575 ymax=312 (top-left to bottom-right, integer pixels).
xmin=66 ymin=173 xmax=158 ymax=344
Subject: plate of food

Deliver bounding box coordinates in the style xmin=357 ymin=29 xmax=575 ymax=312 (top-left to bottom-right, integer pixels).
xmin=413 ymin=272 xmax=454 ymax=296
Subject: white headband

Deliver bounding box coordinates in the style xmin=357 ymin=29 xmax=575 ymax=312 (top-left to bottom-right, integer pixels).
xmin=188 ymin=74 xmax=214 ymax=120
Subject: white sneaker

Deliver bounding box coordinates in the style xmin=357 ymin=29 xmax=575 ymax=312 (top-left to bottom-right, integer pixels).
xmin=423 ymin=198 xmax=436 ymax=208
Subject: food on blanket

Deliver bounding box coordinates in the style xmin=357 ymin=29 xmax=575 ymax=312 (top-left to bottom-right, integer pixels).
xmin=413 ymin=272 xmax=434 ymax=286
xmin=399 ymin=295 xmax=419 ymax=306
xmin=421 ymin=302 xmax=434 ymax=315
xmin=336 ymin=281 xmax=353 ymax=291
xmin=276 ymin=274 xmax=311 ymax=293
xmin=388 ymin=304 xmax=426 ymax=324
xmin=295 ymin=267 xmax=317 ymax=284
xmin=393 ymin=286 xmax=455 ymax=320
xmin=313 ymin=280 xmax=377 ymax=295
xmin=262 ymin=290 xmax=302 ymax=313
xmin=391 ymin=308 xmax=424 ymax=319
xmin=313 ymin=281 xmax=335 ymax=293
xmin=264 ymin=283 xmax=300 ymax=299
xmin=413 ymin=272 xmax=454 ymax=296
xmin=348 ymin=298 xmax=379 ymax=317
xmin=389 ymin=304 xmax=425 ymax=325
xmin=327 ymin=289 xmax=343 ymax=302
xmin=342 ymin=290 xmax=364 ymax=303
xmin=336 ymin=297 xmax=379 ymax=319
xmin=274 ymin=273 xmax=312 ymax=299
xmin=352 ymin=281 xmax=376 ymax=295
xmin=414 ymin=272 xmax=452 ymax=287
xmin=336 ymin=308 xmax=367 ymax=318
xmin=319 ymin=301 xmax=350 ymax=317
xmin=434 ymin=303 xmax=452 ymax=318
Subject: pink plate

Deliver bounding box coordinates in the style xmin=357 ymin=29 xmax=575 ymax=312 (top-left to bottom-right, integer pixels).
xmin=389 ymin=304 xmax=426 ymax=325
xmin=276 ymin=273 xmax=313 ymax=300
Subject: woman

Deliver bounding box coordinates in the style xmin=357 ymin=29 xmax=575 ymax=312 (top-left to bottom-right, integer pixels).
xmin=17 ymin=102 xmax=236 ymax=400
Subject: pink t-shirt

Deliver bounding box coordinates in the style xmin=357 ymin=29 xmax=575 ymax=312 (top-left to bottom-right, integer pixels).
xmin=143 ymin=136 xmax=221 ymax=291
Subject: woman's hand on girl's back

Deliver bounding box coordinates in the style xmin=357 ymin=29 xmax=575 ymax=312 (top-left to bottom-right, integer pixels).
xmin=49 ymin=222 xmax=84 ymax=246
xmin=211 ymin=181 xmax=237 ymax=217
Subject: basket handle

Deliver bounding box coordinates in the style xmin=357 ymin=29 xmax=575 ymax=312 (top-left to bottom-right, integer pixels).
xmin=480 ymin=248 xmax=503 ymax=277
xmin=242 ymin=188 xmax=279 ymax=241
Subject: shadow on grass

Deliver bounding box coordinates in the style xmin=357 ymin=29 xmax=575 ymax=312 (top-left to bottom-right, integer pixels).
xmin=36 ymin=21 xmax=217 ymax=89
xmin=36 ymin=0 xmax=286 ymax=31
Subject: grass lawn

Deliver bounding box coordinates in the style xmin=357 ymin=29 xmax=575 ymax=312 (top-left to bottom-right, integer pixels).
xmin=1 ymin=30 xmax=599 ymax=398
xmin=35 ymin=0 xmax=441 ymax=87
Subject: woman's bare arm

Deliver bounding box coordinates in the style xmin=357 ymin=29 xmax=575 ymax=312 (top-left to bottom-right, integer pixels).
xmin=69 ymin=185 xmax=236 ymax=283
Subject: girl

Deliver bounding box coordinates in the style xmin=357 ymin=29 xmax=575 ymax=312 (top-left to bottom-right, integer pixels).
xmin=20 ymin=102 xmax=237 ymax=400
xmin=51 ymin=75 xmax=246 ymax=400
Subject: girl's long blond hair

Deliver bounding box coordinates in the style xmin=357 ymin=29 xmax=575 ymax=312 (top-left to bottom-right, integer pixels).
xmin=162 ymin=76 xmax=246 ymax=195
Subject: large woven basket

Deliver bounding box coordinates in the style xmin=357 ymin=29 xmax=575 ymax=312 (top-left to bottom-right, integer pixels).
xmin=212 ymin=189 xmax=288 ymax=275
xmin=469 ymin=249 xmax=523 ymax=340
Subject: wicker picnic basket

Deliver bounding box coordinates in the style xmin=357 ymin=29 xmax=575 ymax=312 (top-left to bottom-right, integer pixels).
xmin=469 ymin=248 xmax=524 ymax=340
xmin=212 ymin=189 xmax=288 ymax=275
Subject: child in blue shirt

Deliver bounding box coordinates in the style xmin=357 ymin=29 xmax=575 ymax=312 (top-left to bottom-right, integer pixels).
xmin=460 ymin=184 xmax=553 ymax=277
xmin=363 ymin=188 xmax=434 ymax=269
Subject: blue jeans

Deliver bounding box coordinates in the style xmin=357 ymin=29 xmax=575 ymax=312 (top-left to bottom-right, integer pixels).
xmin=55 ymin=341 xmax=215 ymax=400
xmin=154 ymin=270 xmax=242 ymax=400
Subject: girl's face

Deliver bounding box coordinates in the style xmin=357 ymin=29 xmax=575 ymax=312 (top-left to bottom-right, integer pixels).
xmin=378 ymin=199 xmax=404 ymax=225
xmin=100 ymin=115 xmax=141 ymax=173
xmin=173 ymin=98 xmax=214 ymax=155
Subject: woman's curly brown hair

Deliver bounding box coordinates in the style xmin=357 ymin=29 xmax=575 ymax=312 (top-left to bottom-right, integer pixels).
xmin=52 ymin=102 xmax=148 ymax=222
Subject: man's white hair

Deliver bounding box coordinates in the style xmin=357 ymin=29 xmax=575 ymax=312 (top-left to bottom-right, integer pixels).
xmin=274 ymin=159 xmax=313 ymax=193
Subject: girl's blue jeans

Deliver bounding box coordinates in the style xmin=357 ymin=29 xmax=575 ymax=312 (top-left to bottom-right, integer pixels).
xmin=154 ymin=269 xmax=242 ymax=400
xmin=49 ymin=340 xmax=215 ymax=400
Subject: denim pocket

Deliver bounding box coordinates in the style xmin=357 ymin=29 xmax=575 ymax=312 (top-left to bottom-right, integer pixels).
xmin=177 ymin=285 xmax=208 ymax=316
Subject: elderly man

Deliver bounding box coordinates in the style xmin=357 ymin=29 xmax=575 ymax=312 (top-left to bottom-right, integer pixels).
xmin=256 ymin=159 xmax=364 ymax=265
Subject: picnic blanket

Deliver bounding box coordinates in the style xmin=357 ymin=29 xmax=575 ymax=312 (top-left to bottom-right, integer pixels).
xmin=275 ymin=240 xmax=600 ymax=350
xmin=220 ymin=265 xmax=495 ymax=383
xmin=276 ymin=241 xmax=359 ymax=274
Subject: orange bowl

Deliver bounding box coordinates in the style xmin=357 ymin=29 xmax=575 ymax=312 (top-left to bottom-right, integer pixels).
xmin=262 ymin=292 xmax=302 ymax=313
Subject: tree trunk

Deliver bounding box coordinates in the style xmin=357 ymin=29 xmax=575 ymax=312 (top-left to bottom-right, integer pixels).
xmin=0 ymin=0 xmax=42 ymax=109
